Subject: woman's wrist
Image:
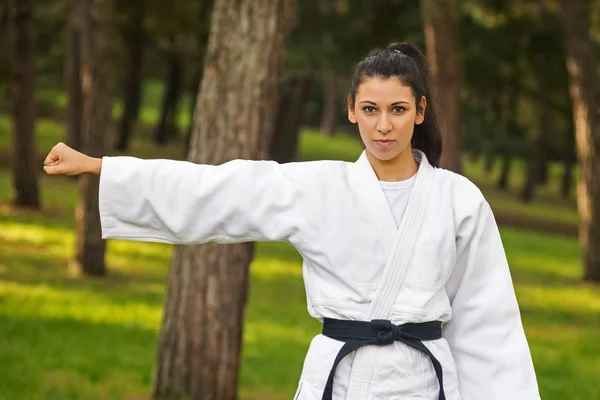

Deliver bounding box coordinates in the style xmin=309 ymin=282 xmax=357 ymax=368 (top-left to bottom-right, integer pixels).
xmin=86 ymin=157 xmax=102 ymax=175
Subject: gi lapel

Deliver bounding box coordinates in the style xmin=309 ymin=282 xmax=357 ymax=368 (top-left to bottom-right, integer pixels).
xmin=351 ymin=151 xmax=398 ymax=256
xmin=368 ymin=149 xmax=435 ymax=319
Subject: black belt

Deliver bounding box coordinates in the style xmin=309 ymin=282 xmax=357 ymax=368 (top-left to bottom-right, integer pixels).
xmin=321 ymin=318 xmax=445 ymax=400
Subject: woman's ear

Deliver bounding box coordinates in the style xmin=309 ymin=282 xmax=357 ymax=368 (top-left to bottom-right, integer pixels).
xmin=415 ymin=96 xmax=426 ymax=125
xmin=347 ymin=95 xmax=357 ymax=124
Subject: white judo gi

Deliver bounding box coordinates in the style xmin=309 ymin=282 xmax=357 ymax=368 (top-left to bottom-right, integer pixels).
xmin=99 ymin=150 xmax=541 ymax=400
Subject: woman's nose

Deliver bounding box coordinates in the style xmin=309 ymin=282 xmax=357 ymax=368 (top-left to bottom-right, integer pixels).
xmin=377 ymin=114 xmax=392 ymax=133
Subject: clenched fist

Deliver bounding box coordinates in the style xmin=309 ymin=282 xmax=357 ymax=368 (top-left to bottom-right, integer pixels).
xmin=43 ymin=142 xmax=102 ymax=176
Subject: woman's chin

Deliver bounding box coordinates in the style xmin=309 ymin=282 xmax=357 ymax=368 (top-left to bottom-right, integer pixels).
xmin=367 ymin=147 xmax=403 ymax=162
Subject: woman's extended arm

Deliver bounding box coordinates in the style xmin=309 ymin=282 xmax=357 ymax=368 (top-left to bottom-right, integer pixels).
xmin=43 ymin=143 xmax=311 ymax=246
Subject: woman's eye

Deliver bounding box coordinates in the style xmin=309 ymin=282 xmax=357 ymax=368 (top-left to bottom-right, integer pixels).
xmin=362 ymin=106 xmax=376 ymax=113
xmin=392 ymin=106 xmax=405 ymax=113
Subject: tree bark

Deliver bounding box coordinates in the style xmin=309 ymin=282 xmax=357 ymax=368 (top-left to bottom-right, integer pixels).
xmin=66 ymin=0 xmax=83 ymax=152
xmin=154 ymin=49 xmax=182 ymax=146
xmin=10 ymin=0 xmax=39 ymax=208
xmin=72 ymin=0 xmax=115 ymax=276
xmin=557 ymin=0 xmax=600 ymax=282
xmin=152 ymin=1 xmax=296 ymax=398
xmin=115 ymin=0 xmax=145 ymax=151
xmin=320 ymin=66 xmax=336 ymax=137
xmin=420 ymin=0 xmax=463 ymax=173
xmin=270 ymin=76 xmax=312 ymax=163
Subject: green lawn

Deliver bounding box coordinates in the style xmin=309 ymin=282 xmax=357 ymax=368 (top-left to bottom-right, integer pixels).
xmin=0 ymin=85 xmax=596 ymax=399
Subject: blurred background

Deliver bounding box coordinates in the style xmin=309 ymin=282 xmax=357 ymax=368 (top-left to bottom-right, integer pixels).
xmin=2 ymin=0 xmax=600 ymax=399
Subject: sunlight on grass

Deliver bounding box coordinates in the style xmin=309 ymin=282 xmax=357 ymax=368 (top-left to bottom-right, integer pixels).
xmin=0 ymin=221 xmax=72 ymax=245
xmin=250 ymin=258 xmax=303 ymax=280
xmin=517 ymin=284 xmax=600 ymax=317
xmin=0 ymin=281 xmax=162 ymax=330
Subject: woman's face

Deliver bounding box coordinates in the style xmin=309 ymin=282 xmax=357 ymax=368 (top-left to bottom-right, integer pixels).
xmin=348 ymin=77 xmax=425 ymax=162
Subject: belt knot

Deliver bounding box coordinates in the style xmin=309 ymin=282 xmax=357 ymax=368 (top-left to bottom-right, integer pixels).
xmin=371 ymin=319 xmax=403 ymax=345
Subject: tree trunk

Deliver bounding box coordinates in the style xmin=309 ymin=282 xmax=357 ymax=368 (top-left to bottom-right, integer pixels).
xmin=520 ymin=154 xmax=538 ymax=203
xmin=497 ymin=69 xmax=520 ymax=191
xmin=420 ymin=0 xmax=463 ymax=173
xmin=270 ymin=76 xmax=312 ymax=163
xmin=72 ymin=0 xmax=115 ymax=277
xmin=10 ymin=0 xmax=39 ymax=208
xmin=115 ymin=0 xmax=145 ymax=151
xmin=184 ymin=0 xmax=213 ymax=156
xmin=154 ymin=49 xmax=182 ymax=146
xmin=561 ymin=158 xmax=574 ymax=199
xmin=557 ymin=0 xmax=600 ymax=282
xmin=66 ymin=0 xmax=83 ymax=152
xmin=521 ymin=95 xmax=550 ymax=203
xmin=497 ymin=154 xmax=512 ymax=190
xmin=537 ymin=154 xmax=549 ymax=185
xmin=484 ymin=151 xmax=495 ymax=174
xmin=320 ymin=65 xmax=336 ymax=137
xmin=152 ymin=1 xmax=296 ymax=398
xmin=184 ymin=83 xmax=197 ymax=156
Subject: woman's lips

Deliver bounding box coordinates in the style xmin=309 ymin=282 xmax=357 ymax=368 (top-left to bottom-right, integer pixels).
xmin=375 ymin=139 xmax=395 ymax=148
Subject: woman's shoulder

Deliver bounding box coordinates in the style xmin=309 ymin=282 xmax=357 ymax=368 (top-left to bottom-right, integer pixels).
xmin=432 ymin=167 xmax=489 ymax=211
xmin=273 ymin=159 xmax=354 ymax=181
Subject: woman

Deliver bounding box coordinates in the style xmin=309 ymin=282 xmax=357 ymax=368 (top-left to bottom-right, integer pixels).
xmin=44 ymin=42 xmax=541 ymax=400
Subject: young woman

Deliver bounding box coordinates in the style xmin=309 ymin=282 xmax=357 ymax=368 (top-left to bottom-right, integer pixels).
xmin=44 ymin=42 xmax=541 ymax=400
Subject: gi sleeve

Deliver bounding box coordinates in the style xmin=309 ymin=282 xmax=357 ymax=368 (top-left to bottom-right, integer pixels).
xmin=99 ymin=156 xmax=310 ymax=245
xmin=443 ymin=201 xmax=541 ymax=400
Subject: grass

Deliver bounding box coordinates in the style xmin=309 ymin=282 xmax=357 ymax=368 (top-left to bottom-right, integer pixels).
xmin=0 ymin=83 xmax=595 ymax=399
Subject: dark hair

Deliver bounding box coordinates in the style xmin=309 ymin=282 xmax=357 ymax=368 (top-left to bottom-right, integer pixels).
xmin=348 ymin=42 xmax=442 ymax=167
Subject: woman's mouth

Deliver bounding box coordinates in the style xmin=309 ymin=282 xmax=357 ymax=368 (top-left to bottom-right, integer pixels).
xmin=375 ymin=139 xmax=395 ymax=148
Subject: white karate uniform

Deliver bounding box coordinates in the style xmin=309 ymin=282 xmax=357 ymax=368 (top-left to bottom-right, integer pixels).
xmin=98 ymin=150 xmax=541 ymax=400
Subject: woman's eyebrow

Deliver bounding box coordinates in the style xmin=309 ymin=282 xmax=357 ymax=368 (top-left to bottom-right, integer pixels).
xmin=358 ymin=100 xmax=410 ymax=105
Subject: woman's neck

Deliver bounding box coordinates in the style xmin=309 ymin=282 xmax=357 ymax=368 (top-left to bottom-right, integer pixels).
xmin=366 ymin=147 xmax=419 ymax=182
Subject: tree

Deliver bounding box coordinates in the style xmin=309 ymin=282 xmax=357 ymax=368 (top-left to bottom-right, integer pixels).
xmin=270 ymin=76 xmax=313 ymax=162
xmin=320 ymin=63 xmax=337 ymax=137
xmin=153 ymin=42 xmax=182 ymax=146
xmin=557 ymin=0 xmax=600 ymax=282
xmin=152 ymin=0 xmax=296 ymax=398
xmin=71 ymin=0 xmax=115 ymax=276
xmin=9 ymin=0 xmax=39 ymax=208
xmin=66 ymin=0 xmax=83 ymax=152
xmin=114 ymin=0 xmax=146 ymax=151
xmin=420 ymin=0 xmax=463 ymax=173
